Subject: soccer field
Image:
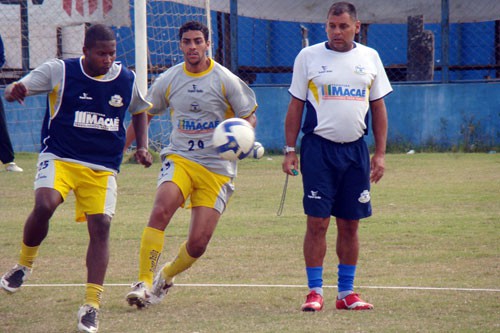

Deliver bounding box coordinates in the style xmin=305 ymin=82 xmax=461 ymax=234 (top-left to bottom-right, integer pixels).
xmin=0 ymin=153 xmax=499 ymax=332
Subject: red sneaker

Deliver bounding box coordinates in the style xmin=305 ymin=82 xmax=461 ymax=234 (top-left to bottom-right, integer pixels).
xmin=301 ymin=291 xmax=324 ymax=312
xmin=336 ymin=293 xmax=373 ymax=310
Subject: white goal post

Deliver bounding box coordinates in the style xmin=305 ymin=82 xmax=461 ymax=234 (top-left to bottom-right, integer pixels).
xmin=134 ymin=0 xmax=213 ymax=96
xmin=134 ymin=0 xmax=148 ymax=96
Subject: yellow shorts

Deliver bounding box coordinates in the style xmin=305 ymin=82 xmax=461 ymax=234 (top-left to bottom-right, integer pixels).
xmin=158 ymin=154 xmax=234 ymax=213
xmin=34 ymin=159 xmax=117 ymax=222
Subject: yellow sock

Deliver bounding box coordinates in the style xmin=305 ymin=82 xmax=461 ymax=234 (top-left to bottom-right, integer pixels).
xmin=162 ymin=241 xmax=197 ymax=282
xmin=19 ymin=242 xmax=39 ymax=269
xmin=85 ymin=283 xmax=104 ymax=309
xmin=138 ymin=227 xmax=164 ymax=288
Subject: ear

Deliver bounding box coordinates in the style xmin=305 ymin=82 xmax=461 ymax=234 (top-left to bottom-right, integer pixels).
xmin=355 ymin=20 xmax=361 ymax=34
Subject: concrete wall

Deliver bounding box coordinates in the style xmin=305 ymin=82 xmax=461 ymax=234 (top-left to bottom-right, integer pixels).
xmin=2 ymin=82 xmax=499 ymax=153
xmin=252 ymin=82 xmax=500 ymax=151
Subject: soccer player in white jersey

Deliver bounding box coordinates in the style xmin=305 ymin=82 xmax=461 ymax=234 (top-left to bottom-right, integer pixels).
xmin=126 ymin=21 xmax=258 ymax=308
xmin=282 ymin=2 xmax=392 ymax=312
xmin=1 ymin=24 xmax=152 ymax=332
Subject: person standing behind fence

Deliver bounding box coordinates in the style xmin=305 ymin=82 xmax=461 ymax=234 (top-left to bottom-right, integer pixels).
xmin=0 ymin=24 xmax=153 ymax=332
xmin=125 ymin=20 xmax=258 ymax=309
xmin=282 ymin=1 xmax=392 ymax=312
xmin=0 ymin=33 xmax=23 ymax=172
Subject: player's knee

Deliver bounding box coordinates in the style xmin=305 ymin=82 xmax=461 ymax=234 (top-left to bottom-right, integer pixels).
xmin=87 ymin=216 xmax=111 ymax=242
xmin=32 ymin=201 xmax=58 ymax=220
xmin=150 ymin=204 xmax=176 ymax=225
xmin=306 ymin=218 xmax=329 ymax=237
xmin=186 ymin=241 xmax=208 ymax=258
xmin=337 ymin=219 xmax=359 ymax=238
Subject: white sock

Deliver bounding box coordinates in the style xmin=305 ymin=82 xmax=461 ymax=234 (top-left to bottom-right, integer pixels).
xmin=338 ymin=290 xmax=353 ymax=299
xmin=311 ymin=287 xmax=323 ymax=296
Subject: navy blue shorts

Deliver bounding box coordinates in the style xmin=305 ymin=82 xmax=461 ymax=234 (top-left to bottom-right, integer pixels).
xmin=300 ymin=133 xmax=372 ymax=220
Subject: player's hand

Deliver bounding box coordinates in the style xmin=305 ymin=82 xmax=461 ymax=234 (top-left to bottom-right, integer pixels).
xmin=370 ymin=153 xmax=385 ymax=183
xmin=282 ymin=153 xmax=299 ymax=176
xmin=7 ymin=82 xmax=28 ymax=104
xmin=134 ymin=148 xmax=153 ymax=168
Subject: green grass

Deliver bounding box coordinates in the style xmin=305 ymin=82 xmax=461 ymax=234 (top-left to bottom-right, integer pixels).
xmin=0 ymin=152 xmax=499 ymax=332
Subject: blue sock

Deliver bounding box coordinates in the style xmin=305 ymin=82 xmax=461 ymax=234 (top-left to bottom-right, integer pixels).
xmin=338 ymin=264 xmax=356 ymax=298
xmin=306 ymin=266 xmax=323 ymax=296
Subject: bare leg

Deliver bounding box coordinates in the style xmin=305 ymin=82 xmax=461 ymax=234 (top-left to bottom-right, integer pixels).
xmin=186 ymin=206 xmax=221 ymax=258
xmin=336 ymin=218 xmax=359 ymax=265
xmin=23 ymin=188 xmax=63 ymax=247
xmin=303 ymin=216 xmax=330 ymax=267
xmin=86 ymin=214 xmax=111 ymax=285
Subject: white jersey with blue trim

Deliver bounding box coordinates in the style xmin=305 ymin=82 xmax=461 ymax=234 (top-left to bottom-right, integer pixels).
xmin=19 ymin=57 xmax=151 ymax=172
xmin=147 ymin=58 xmax=258 ymax=177
xmin=289 ymin=41 xmax=392 ymax=143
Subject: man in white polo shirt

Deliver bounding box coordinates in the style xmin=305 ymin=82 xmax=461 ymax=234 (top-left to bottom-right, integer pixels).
xmin=282 ymin=1 xmax=392 ymax=312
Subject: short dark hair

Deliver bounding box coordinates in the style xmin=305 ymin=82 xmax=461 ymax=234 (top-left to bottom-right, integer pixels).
xmin=179 ymin=21 xmax=209 ymax=41
xmin=84 ymin=24 xmax=116 ymax=48
xmin=327 ymin=2 xmax=357 ymax=20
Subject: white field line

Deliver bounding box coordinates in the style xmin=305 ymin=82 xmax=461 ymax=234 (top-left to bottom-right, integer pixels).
xmin=22 ymin=283 xmax=500 ymax=292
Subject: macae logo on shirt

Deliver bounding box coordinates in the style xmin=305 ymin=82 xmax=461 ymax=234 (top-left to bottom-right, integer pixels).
xmin=178 ymin=119 xmax=220 ymax=134
xmin=108 ymin=94 xmax=124 ymax=107
xmin=74 ymin=111 xmax=120 ymax=131
xmin=322 ymin=84 xmax=366 ymax=101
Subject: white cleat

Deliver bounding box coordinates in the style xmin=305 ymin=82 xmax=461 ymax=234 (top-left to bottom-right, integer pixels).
xmin=126 ymin=281 xmax=151 ymax=309
xmin=1 ymin=264 xmax=31 ymax=293
xmin=5 ymin=162 xmax=23 ymax=172
xmin=77 ymin=304 xmax=99 ymax=333
xmin=150 ymin=271 xmax=174 ymax=304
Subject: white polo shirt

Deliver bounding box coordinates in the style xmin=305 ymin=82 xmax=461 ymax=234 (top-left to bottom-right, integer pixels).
xmin=289 ymin=41 xmax=392 ymax=143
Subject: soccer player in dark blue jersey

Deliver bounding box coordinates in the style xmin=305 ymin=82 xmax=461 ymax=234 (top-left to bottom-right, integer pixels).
xmin=1 ymin=24 xmax=152 ymax=333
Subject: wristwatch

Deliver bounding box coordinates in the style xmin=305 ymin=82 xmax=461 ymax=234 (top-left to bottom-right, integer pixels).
xmin=284 ymin=145 xmax=296 ymax=154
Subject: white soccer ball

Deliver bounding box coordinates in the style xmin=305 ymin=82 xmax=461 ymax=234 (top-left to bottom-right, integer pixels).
xmin=252 ymin=141 xmax=265 ymax=159
xmin=213 ymin=118 xmax=255 ymax=161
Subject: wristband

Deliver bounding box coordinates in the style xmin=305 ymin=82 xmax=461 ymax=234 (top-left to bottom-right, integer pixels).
xmin=283 ymin=145 xmax=296 ymax=154
xmin=137 ymin=147 xmax=148 ymax=152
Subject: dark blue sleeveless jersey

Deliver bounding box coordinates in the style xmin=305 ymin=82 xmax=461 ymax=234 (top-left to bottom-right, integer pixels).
xmin=40 ymin=58 xmax=135 ymax=171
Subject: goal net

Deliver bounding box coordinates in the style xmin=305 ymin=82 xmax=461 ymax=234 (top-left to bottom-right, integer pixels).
xmin=118 ymin=0 xmax=212 ymax=152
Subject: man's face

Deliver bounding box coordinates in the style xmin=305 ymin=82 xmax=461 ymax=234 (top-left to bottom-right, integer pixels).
xmin=180 ymin=30 xmax=209 ymax=66
xmin=326 ymin=12 xmax=360 ymax=52
xmin=82 ymin=40 xmax=116 ymax=76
